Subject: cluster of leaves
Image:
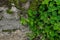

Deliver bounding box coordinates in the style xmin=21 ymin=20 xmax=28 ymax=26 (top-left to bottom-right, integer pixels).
xmin=21 ymin=0 xmax=60 ymax=40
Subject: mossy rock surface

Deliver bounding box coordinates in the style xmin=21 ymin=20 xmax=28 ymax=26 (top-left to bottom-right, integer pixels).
xmin=20 ymin=0 xmax=27 ymax=3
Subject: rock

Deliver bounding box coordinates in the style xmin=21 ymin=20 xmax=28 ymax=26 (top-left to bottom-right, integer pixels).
xmin=0 ymin=7 xmax=5 ymax=11
xmin=22 ymin=1 xmax=30 ymax=10
xmin=2 ymin=6 xmax=20 ymax=20
xmin=0 ymin=30 xmax=30 ymax=40
xmin=0 ymin=18 xmax=20 ymax=31
xmin=0 ymin=0 xmax=31 ymax=39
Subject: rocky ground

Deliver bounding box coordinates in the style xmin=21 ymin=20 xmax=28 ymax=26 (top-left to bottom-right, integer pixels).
xmin=0 ymin=5 xmax=30 ymax=40
xmin=0 ymin=30 xmax=29 ymax=40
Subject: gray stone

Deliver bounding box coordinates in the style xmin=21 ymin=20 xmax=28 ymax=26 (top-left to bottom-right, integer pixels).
xmin=0 ymin=0 xmax=31 ymax=39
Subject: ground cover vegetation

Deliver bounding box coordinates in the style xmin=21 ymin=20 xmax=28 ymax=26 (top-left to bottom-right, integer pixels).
xmin=1 ymin=0 xmax=60 ymax=40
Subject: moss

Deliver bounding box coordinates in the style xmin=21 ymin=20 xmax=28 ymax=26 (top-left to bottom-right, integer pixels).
xmin=29 ymin=0 xmax=39 ymax=11
xmin=0 ymin=16 xmax=2 ymax=20
xmin=20 ymin=0 xmax=27 ymax=3
xmin=6 ymin=9 xmax=13 ymax=14
xmin=12 ymin=0 xmax=22 ymax=10
xmin=7 ymin=0 xmax=28 ymax=10
xmin=7 ymin=0 xmax=13 ymax=9
xmin=2 ymin=29 xmax=17 ymax=32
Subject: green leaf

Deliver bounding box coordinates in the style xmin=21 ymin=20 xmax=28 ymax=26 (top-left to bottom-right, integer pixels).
xmin=20 ymin=17 xmax=27 ymax=25
xmin=55 ymin=0 xmax=60 ymax=5
xmin=49 ymin=30 xmax=55 ymax=37
xmin=54 ymin=23 xmax=60 ymax=30
xmin=58 ymin=10 xmax=60 ymax=14
xmin=42 ymin=0 xmax=50 ymax=4
xmin=28 ymin=10 xmax=33 ymax=16
xmin=48 ymin=6 xmax=57 ymax=12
